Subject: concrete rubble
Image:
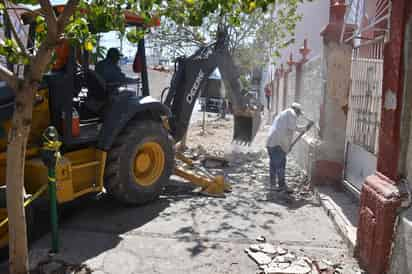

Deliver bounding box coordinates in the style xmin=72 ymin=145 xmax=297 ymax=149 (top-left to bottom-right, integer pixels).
xmin=185 ymin=117 xmax=316 ymax=204
xmin=245 ymin=239 xmax=347 ymax=274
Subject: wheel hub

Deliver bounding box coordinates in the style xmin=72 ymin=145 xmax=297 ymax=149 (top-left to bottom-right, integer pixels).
xmin=133 ymin=142 xmax=165 ymax=187
xmin=135 ymin=153 xmax=151 ymax=173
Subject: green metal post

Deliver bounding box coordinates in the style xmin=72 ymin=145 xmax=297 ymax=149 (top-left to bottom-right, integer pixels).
xmin=41 ymin=126 xmax=61 ymax=254
xmin=48 ymin=168 xmax=59 ymax=253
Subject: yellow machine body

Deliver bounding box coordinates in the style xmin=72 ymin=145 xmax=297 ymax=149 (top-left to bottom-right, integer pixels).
xmin=0 ymin=147 xmax=107 ymax=248
xmin=0 ymin=89 xmax=108 ymax=249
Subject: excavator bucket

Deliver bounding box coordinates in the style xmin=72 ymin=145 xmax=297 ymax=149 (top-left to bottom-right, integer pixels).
xmin=233 ymin=110 xmax=261 ymax=145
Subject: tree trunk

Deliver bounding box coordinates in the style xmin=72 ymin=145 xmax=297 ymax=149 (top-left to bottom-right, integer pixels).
xmin=6 ymin=84 xmax=36 ymax=274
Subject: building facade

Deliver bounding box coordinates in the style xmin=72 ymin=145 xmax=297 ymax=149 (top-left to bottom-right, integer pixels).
xmin=270 ymin=1 xmax=412 ymax=274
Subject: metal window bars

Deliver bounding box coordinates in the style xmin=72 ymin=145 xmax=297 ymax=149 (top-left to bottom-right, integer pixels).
xmin=346 ymin=36 xmax=384 ymax=155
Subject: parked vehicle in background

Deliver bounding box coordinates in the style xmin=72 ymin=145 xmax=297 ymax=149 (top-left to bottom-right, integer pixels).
xmin=199 ymin=97 xmax=225 ymax=113
xmin=199 ymin=68 xmax=226 ymax=114
xmin=245 ymin=89 xmax=264 ymax=112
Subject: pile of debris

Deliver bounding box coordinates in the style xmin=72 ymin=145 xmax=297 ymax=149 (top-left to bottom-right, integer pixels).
xmin=185 ymin=116 xmax=314 ymax=201
xmin=245 ymin=238 xmax=344 ymax=274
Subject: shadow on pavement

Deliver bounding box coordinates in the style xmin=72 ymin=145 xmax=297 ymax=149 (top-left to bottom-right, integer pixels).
xmin=264 ymin=190 xmax=321 ymax=210
xmin=0 ymin=189 xmax=174 ymax=273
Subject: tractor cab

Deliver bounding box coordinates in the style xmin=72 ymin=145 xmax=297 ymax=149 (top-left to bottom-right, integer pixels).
xmin=20 ymin=6 xmax=162 ymax=150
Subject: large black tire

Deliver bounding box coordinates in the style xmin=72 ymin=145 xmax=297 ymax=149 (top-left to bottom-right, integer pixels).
xmin=104 ymin=119 xmax=174 ymax=205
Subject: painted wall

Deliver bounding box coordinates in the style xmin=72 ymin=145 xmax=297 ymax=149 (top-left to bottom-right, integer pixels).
xmin=389 ymin=11 xmax=412 ymax=274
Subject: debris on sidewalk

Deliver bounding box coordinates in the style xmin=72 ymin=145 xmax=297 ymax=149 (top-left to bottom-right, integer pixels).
xmin=256 ymin=236 xmax=266 ymax=243
xmin=245 ymin=240 xmax=346 ymax=274
xmin=201 ymin=156 xmax=229 ymax=169
xmin=245 ymin=249 xmax=273 ymax=265
xmin=186 ymin=117 xmax=315 ymax=203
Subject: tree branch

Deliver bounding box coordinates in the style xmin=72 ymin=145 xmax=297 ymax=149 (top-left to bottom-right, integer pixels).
xmin=38 ymin=0 xmax=58 ymax=39
xmin=1 ymin=1 xmax=29 ymax=58
xmin=5 ymin=6 xmax=38 ymax=13
xmin=57 ymin=0 xmax=79 ymax=33
xmin=0 ymin=64 xmax=18 ymax=90
xmin=28 ymin=42 xmax=54 ymax=82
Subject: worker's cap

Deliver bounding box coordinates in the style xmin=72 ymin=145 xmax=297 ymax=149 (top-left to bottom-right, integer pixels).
xmin=107 ymin=48 xmax=123 ymax=59
xmin=291 ymin=102 xmax=303 ymax=114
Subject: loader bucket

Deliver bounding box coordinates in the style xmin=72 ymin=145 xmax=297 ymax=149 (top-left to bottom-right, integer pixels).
xmin=233 ymin=111 xmax=261 ymax=145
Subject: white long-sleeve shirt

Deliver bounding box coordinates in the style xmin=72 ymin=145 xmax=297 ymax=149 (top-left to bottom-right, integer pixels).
xmin=266 ymin=108 xmax=305 ymax=152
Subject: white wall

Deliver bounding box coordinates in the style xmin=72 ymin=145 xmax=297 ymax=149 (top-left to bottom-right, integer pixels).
xmin=277 ymin=1 xmax=329 ymax=65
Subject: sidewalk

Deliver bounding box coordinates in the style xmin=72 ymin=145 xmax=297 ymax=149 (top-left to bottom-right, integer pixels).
xmin=315 ymin=185 xmax=359 ymax=252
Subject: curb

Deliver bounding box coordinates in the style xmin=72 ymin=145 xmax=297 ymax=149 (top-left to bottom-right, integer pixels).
xmin=314 ymin=188 xmax=357 ymax=253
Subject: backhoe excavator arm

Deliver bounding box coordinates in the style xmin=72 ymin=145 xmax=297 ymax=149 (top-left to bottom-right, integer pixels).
xmin=163 ymin=35 xmax=261 ymax=144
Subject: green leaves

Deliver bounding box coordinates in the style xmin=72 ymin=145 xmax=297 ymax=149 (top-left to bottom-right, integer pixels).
xmin=0 ymin=0 xmax=305 ymax=71
xmin=9 ymin=0 xmax=38 ymax=5
xmin=85 ymin=3 xmax=125 ymax=34
xmin=126 ymin=28 xmax=146 ymax=43
xmin=0 ymin=38 xmax=29 ymax=65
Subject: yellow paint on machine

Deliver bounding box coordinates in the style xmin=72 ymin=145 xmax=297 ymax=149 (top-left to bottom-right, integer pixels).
xmin=133 ymin=142 xmax=165 ymax=187
xmin=0 ymin=148 xmax=107 ymax=248
xmin=25 ymin=148 xmax=107 ymax=203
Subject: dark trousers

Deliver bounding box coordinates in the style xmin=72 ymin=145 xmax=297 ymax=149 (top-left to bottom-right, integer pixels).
xmin=267 ymin=146 xmax=286 ymax=188
xmin=266 ymin=95 xmax=271 ymax=110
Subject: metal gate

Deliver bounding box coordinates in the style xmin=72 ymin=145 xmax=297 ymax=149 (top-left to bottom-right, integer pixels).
xmin=344 ymin=37 xmax=384 ymax=191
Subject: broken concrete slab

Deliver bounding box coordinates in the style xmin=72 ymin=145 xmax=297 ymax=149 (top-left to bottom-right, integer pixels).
xmin=259 ymin=243 xmax=278 ymax=254
xmin=256 ymin=235 xmax=266 ymax=243
xmin=249 ymin=243 xmax=278 ymax=254
xmin=263 ymin=263 xmax=312 ymax=274
xmin=244 ymin=249 xmax=273 ymax=265
xmin=283 ymin=253 xmax=297 ymax=262
xmin=277 ymin=247 xmax=288 ymax=255
xmin=249 ymin=244 xmax=261 ymax=252
xmin=277 ymin=262 xmax=292 ymax=269
xmin=273 ymin=256 xmax=288 ymax=263
xmin=245 ymin=242 xmax=352 ymax=274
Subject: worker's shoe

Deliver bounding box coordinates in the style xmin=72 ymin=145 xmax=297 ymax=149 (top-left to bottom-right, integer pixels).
xmin=278 ymin=186 xmax=293 ymax=194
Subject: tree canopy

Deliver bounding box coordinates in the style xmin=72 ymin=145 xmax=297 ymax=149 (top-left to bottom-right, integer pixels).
xmin=0 ymin=0 xmax=307 ymax=87
xmin=147 ymin=1 xmax=302 ymax=58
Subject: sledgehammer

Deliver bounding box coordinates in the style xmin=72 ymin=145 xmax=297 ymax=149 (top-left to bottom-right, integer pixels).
xmin=288 ymin=117 xmax=315 ymax=154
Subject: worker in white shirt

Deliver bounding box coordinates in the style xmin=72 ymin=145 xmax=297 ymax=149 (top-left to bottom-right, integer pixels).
xmin=266 ymin=103 xmax=312 ymax=193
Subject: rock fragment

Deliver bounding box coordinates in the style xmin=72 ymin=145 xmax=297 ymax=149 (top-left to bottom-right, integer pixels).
xmin=245 ymin=249 xmax=272 ymax=265
xmin=276 ymin=247 xmax=288 ymax=255
xmin=256 ymin=236 xmax=266 ymax=243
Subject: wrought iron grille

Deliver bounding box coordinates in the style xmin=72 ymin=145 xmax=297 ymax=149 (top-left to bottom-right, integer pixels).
xmin=346 ymin=37 xmax=384 ymax=154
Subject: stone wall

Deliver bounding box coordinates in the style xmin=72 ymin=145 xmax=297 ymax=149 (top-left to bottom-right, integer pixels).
xmin=286 ymin=69 xmax=296 ymax=110
xmin=290 ymin=56 xmax=322 ymax=177
xmin=278 ymin=75 xmax=285 ymax=114
xmin=300 ymin=56 xmax=322 ymax=137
